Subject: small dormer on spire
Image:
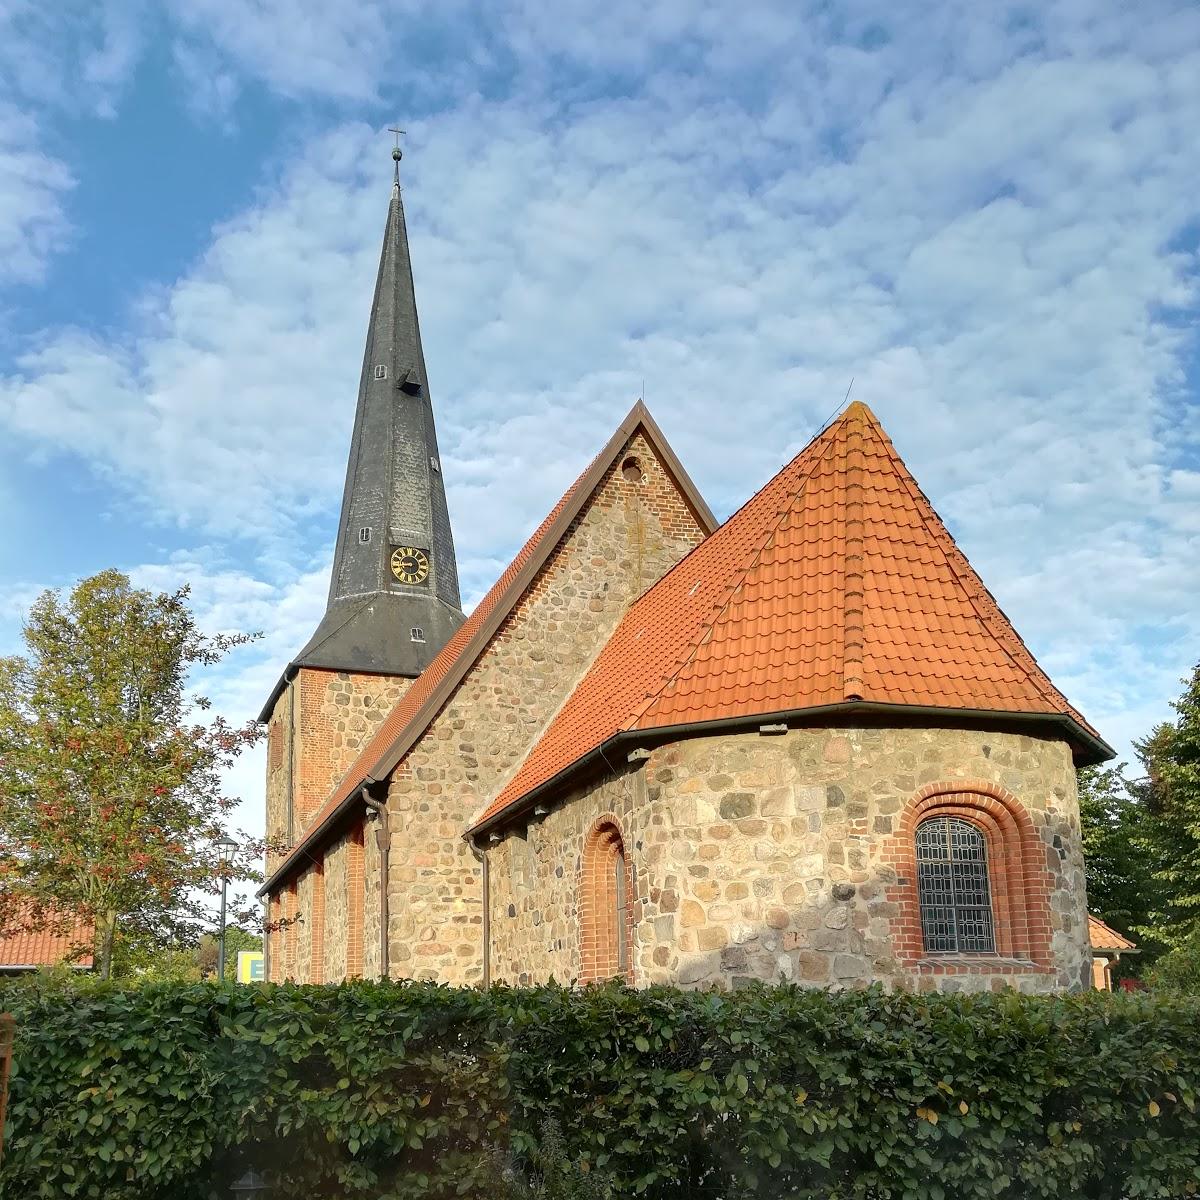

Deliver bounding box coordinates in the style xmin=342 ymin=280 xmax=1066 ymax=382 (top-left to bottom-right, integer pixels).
xmin=274 ymin=137 xmax=465 ymax=691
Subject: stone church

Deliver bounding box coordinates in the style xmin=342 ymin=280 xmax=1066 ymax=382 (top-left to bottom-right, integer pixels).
xmin=259 ymin=163 xmax=1113 ymax=995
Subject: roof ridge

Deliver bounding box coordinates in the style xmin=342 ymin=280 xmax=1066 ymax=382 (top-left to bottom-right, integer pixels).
xmin=841 ymin=408 xmax=866 ymax=701
xmin=260 ymin=403 xmax=717 ymax=897
xmin=860 ymin=412 xmax=1079 ymax=721
xmin=627 ymin=417 xmax=844 ymax=732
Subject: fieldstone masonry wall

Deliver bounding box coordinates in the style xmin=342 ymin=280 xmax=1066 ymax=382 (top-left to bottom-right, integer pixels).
xmin=379 ymin=432 xmax=708 ymax=984
xmin=487 ymin=725 xmax=1090 ymax=994
xmin=322 ymin=836 xmax=349 ymax=983
xmin=265 ymin=669 xmax=413 ymax=874
xmin=295 ymin=865 xmax=315 ymax=981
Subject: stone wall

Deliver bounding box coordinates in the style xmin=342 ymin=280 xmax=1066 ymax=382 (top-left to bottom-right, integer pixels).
xmin=295 ymin=864 xmax=315 ymax=981
xmin=486 ymin=724 xmax=1090 ymax=994
xmin=264 ymin=688 xmax=295 ymax=876
xmin=264 ymin=669 xmax=413 ymax=874
xmin=294 ymin=668 xmax=413 ymax=831
xmin=322 ymin=835 xmax=349 ymax=983
xmin=380 ymin=430 xmax=709 ymax=984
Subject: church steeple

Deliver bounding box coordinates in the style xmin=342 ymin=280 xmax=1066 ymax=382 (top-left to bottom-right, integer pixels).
xmin=290 ymin=150 xmax=465 ymax=679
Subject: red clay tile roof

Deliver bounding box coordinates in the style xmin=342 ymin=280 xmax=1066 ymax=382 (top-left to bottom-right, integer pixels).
xmin=1088 ymin=913 xmax=1137 ymax=952
xmin=476 ymin=401 xmax=1110 ymax=829
xmin=261 ymin=401 xmax=717 ymax=895
xmin=0 ymin=909 xmax=93 ymax=970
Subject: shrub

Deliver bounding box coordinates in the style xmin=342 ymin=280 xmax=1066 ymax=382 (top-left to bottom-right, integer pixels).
xmin=1 ymin=976 xmax=1198 ymax=1199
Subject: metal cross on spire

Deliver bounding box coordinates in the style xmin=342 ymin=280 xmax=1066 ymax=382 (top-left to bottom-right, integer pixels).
xmin=388 ymin=126 xmax=405 ymax=183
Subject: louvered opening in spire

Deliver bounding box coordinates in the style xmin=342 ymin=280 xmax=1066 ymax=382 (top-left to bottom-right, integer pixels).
xmin=278 ymin=166 xmax=465 ymax=692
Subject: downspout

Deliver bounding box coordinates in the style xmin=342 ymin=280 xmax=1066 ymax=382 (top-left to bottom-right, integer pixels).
xmin=470 ymin=837 xmax=491 ymax=988
xmin=361 ymin=786 xmax=390 ymax=980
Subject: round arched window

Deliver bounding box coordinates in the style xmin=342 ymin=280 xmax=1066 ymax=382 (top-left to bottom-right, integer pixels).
xmin=915 ymin=817 xmax=995 ymax=954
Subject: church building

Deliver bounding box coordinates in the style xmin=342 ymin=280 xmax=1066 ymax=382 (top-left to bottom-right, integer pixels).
xmin=259 ymin=160 xmax=1113 ymax=995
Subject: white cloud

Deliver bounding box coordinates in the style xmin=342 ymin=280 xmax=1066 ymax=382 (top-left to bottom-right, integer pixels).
xmin=0 ymin=0 xmax=146 ymax=285
xmin=0 ymin=105 xmax=73 ymax=286
xmin=1 ymin=0 xmax=1198 ymax=787
xmin=165 ymin=0 xmax=395 ymax=102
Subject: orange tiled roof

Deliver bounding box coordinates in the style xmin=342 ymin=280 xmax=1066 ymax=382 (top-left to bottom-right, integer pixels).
xmin=0 ymin=910 xmax=92 ymax=970
xmin=1088 ymin=913 xmax=1136 ymax=952
xmin=261 ymin=402 xmax=717 ymax=894
xmin=476 ymin=401 xmax=1109 ymax=828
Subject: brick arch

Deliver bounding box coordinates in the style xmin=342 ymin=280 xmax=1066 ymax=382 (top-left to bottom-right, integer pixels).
xmin=884 ymin=781 xmax=1054 ymax=968
xmin=579 ymin=814 xmax=635 ymax=983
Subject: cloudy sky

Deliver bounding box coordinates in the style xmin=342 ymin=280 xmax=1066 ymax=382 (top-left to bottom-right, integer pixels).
xmin=1 ymin=0 xmax=1197 ymax=854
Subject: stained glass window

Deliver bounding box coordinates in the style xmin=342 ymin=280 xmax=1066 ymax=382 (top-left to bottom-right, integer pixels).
xmin=916 ymin=817 xmax=996 ymax=954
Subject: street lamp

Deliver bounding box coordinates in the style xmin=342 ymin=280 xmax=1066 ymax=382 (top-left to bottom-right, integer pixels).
xmin=215 ymin=834 xmax=238 ymax=981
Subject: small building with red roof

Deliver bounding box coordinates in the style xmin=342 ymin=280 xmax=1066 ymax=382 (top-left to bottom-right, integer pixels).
xmin=258 ymin=174 xmax=1111 ymax=994
xmin=1087 ymin=914 xmax=1137 ymax=991
xmin=0 ymin=909 xmax=93 ymax=974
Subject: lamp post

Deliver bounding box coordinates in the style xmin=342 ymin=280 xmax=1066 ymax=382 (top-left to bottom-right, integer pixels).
xmin=215 ymin=834 xmax=238 ymax=982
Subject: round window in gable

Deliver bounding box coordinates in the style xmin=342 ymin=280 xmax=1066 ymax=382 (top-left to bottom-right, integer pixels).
xmin=621 ymin=456 xmax=644 ymax=483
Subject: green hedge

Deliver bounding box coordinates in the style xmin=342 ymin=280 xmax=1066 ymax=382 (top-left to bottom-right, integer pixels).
xmin=1 ymin=978 xmax=1198 ymax=1199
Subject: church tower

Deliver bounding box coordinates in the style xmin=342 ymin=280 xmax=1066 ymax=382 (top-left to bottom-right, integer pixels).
xmin=261 ymin=147 xmax=466 ymax=865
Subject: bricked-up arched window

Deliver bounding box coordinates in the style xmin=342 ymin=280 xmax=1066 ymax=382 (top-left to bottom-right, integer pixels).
xmin=580 ymin=818 xmax=634 ymax=982
xmin=916 ymin=817 xmax=996 ymax=954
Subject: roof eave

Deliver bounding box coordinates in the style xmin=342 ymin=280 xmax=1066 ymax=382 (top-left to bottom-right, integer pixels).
xmin=257 ymin=665 xmax=298 ymax=724
xmin=257 ymin=777 xmax=380 ymax=897
xmin=260 ymin=403 xmax=718 ymax=895
xmin=467 ymin=700 xmax=1114 ymax=839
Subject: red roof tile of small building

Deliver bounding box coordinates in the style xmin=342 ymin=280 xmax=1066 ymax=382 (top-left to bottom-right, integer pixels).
xmin=476 ymin=401 xmax=1110 ymax=828
xmin=0 ymin=911 xmax=92 ymax=970
xmin=1088 ymin=914 xmax=1136 ymax=952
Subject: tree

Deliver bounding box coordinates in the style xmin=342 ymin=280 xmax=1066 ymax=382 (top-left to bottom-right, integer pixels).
xmin=0 ymin=570 xmax=263 ymax=978
xmin=1077 ymin=764 xmax=1158 ymax=943
xmin=1145 ymin=925 xmax=1200 ymax=995
xmin=193 ymin=926 xmax=263 ymax=982
xmin=1136 ymin=663 xmax=1200 ymax=948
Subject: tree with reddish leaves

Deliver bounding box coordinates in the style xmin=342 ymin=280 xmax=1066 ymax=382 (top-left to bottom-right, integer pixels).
xmin=0 ymin=570 xmax=263 ymax=979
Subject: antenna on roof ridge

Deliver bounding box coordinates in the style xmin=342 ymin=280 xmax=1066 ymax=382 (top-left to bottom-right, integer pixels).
xmin=813 ymin=376 xmax=855 ymax=439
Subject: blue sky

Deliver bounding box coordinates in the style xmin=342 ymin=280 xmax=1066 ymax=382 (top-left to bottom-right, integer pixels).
xmin=1 ymin=0 xmax=1198 ymax=861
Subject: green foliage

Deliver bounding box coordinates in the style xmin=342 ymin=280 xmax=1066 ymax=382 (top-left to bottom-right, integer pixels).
xmin=107 ymin=925 xmax=263 ymax=983
xmin=0 ymin=569 xmax=263 ymax=977
xmin=489 ymin=1121 xmax=606 ymax=1200
xmin=1146 ymin=926 xmax=1200 ymax=996
xmin=1077 ymin=764 xmax=1157 ymax=938
xmin=2 ymin=978 xmax=1199 ymax=1200
xmin=194 ymin=926 xmax=264 ymax=983
xmin=1137 ymin=664 xmax=1200 ymax=947
xmin=1075 ymin=664 xmax=1200 ymax=969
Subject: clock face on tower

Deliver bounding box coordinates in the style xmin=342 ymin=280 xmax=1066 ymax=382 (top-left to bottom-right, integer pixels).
xmin=390 ymin=546 xmax=430 ymax=585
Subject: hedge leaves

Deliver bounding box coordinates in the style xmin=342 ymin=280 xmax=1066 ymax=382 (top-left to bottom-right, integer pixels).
xmin=1 ymin=977 xmax=1198 ymax=1198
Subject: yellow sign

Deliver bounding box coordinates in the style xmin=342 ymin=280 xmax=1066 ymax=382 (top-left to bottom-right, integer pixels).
xmin=236 ymin=951 xmax=265 ymax=983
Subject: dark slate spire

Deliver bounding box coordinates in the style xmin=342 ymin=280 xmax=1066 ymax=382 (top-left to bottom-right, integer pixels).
xmin=289 ymin=154 xmax=465 ymax=682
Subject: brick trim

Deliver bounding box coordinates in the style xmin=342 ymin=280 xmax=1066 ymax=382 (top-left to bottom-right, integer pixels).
xmin=882 ymin=780 xmax=1054 ymax=973
xmin=578 ymin=813 xmax=635 ymax=984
